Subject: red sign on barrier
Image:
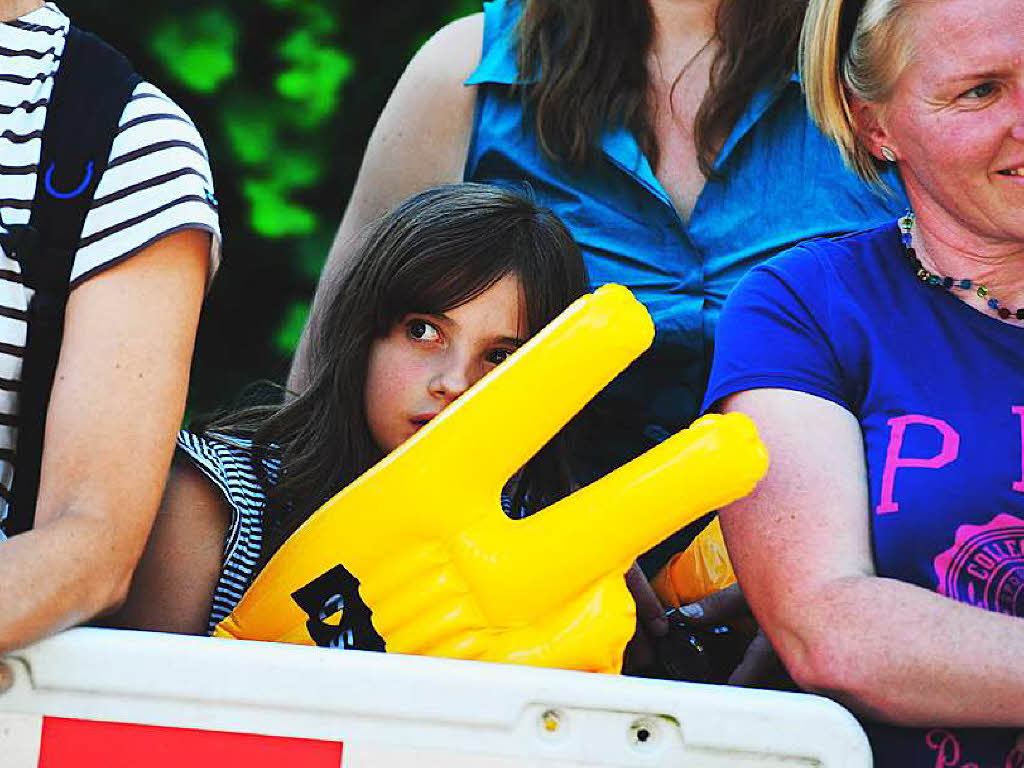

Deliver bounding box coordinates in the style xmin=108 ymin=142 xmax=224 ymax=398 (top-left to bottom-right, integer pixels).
xmin=36 ymin=718 xmax=343 ymax=768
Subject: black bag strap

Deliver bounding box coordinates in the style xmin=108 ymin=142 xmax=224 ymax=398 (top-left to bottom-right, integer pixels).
xmin=2 ymin=26 xmax=142 ymax=535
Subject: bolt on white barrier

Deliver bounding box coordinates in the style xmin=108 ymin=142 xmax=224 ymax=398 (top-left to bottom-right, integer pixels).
xmin=0 ymin=628 xmax=871 ymax=767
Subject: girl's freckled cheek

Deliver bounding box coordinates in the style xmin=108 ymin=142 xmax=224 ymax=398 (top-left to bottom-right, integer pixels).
xmin=385 ymin=349 xmax=434 ymax=388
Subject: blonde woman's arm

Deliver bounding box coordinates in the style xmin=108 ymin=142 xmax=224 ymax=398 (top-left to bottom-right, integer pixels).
xmin=721 ymin=387 xmax=1024 ymax=726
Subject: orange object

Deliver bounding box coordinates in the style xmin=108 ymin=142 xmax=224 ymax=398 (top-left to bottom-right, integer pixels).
xmin=652 ymin=517 xmax=737 ymax=608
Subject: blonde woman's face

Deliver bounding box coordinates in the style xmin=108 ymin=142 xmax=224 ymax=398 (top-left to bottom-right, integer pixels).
xmin=870 ymin=0 xmax=1024 ymax=243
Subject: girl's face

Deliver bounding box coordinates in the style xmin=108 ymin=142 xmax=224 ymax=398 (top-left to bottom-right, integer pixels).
xmin=364 ymin=273 xmax=527 ymax=454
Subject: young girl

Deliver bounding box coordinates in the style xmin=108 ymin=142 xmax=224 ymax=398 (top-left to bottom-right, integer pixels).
xmin=112 ymin=183 xmax=589 ymax=643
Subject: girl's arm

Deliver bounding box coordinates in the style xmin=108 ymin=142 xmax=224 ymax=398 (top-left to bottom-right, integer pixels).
xmin=721 ymin=387 xmax=1024 ymax=727
xmin=0 ymin=230 xmax=209 ymax=651
xmin=288 ymin=13 xmax=483 ymax=392
xmin=107 ymin=453 xmax=230 ymax=635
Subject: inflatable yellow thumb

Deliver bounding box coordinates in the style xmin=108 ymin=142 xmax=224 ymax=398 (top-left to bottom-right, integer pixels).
xmin=214 ymin=285 xmax=767 ymax=672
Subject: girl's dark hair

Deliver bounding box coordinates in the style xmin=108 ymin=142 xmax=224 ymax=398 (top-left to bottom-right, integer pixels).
xmin=203 ymin=183 xmax=589 ymax=559
xmin=517 ymin=0 xmax=806 ymax=176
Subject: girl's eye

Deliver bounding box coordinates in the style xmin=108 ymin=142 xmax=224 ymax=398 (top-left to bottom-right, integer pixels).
xmin=407 ymin=319 xmax=440 ymax=342
xmin=961 ymin=82 xmax=996 ymax=100
xmin=486 ymin=348 xmax=515 ymax=365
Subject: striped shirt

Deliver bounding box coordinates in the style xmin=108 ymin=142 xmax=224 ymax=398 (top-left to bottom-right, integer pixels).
xmin=176 ymin=431 xmax=268 ymax=634
xmin=176 ymin=430 xmax=522 ymax=637
xmin=0 ymin=3 xmax=220 ymax=528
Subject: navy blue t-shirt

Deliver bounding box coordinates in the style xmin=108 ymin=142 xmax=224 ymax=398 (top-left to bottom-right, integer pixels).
xmin=704 ymin=221 xmax=1024 ymax=767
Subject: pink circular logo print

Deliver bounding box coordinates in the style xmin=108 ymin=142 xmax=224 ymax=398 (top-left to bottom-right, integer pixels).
xmin=934 ymin=514 xmax=1024 ymax=617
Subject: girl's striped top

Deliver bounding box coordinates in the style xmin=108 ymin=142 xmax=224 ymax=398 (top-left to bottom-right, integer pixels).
xmin=0 ymin=3 xmax=220 ymax=529
xmin=175 ymin=430 xmax=522 ymax=636
xmin=175 ymin=431 xmax=268 ymax=634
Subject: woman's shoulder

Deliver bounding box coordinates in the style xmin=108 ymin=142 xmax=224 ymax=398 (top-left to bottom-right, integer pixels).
xmin=720 ymin=219 xmax=903 ymax=343
xmin=706 ymin=222 xmax=901 ymax=415
xmin=374 ymin=11 xmax=482 ymax=136
xmin=72 ymin=78 xmax=221 ymax=285
xmin=113 ymin=81 xmax=212 ymax=169
xmin=107 ymin=81 xmax=216 ymax=208
xmin=749 ymin=220 xmax=901 ymax=292
xmin=413 ymin=12 xmax=485 ymax=86
xmin=429 ymin=10 xmax=486 ymax=49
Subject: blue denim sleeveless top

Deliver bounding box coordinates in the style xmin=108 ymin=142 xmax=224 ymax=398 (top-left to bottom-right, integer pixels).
xmin=465 ymin=0 xmax=907 ymax=475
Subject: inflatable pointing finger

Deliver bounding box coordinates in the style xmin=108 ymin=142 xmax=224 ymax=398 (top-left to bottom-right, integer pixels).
xmin=214 ymin=285 xmax=768 ymax=672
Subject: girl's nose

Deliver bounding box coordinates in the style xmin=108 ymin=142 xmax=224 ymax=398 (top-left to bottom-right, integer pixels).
xmin=429 ymin=362 xmax=471 ymax=404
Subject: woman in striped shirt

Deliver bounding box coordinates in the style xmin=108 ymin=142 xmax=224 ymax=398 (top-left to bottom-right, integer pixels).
xmin=0 ymin=1 xmax=219 ymax=652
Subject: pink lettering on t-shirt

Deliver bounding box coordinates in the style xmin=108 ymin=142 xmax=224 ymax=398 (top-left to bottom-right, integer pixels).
xmin=924 ymin=728 xmax=1024 ymax=768
xmin=1012 ymin=407 xmax=1024 ymax=493
xmin=877 ymin=415 xmax=960 ymax=515
xmin=927 ymin=730 xmax=965 ymax=768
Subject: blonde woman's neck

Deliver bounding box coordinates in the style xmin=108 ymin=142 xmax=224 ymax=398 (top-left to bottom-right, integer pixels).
xmin=910 ymin=204 xmax=1024 ymax=322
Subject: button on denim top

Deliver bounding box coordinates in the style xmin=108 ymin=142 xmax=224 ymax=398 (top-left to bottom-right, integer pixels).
xmin=465 ymin=0 xmax=907 ymax=471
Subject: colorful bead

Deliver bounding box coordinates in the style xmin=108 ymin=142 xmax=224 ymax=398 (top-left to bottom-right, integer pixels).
xmin=899 ymin=211 xmax=1023 ymax=322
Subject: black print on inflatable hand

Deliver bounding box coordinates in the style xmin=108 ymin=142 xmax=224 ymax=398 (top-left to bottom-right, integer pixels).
xmin=290 ymin=565 xmax=384 ymax=651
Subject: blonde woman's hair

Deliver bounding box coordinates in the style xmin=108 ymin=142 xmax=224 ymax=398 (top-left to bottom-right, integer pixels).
xmin=800 ymin=0 xmax=916 ymax=186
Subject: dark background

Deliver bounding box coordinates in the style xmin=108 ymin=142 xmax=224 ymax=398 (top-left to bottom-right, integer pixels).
xmin=69 ymin=0 xmax=478 ymax=417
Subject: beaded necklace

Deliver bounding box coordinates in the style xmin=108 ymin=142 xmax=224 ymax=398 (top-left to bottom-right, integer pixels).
xmin=898 ymin=212 xmax=1024 ymax=322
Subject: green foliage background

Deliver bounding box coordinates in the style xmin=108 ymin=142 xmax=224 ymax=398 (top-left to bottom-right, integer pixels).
xmin=70 ymin=0 xmax=479 ymax=415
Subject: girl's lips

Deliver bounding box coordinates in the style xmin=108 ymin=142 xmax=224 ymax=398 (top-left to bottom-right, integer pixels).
xmin=409 ymin=414 xmax=438 ymax=427
xmin=997 ymin=167 xmax=1024 ymax=176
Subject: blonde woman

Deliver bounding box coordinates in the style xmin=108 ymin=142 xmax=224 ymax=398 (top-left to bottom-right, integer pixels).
xmin=703 ymin=0 xmax=1024 ymax=764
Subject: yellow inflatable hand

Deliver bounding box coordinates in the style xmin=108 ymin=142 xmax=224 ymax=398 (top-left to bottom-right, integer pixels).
xmin=214 ymin=285 xmax=768 ymax=672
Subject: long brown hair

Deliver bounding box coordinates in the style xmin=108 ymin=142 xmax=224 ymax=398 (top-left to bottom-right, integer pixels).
xmin=517 ymin=0 xmax=806 ymax=176
xmin=200 ymin=184 xmax=589 ymax=560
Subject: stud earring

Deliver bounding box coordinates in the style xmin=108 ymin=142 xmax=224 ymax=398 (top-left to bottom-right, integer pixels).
xmin=880 ymin=146 xmax=897 ymax=163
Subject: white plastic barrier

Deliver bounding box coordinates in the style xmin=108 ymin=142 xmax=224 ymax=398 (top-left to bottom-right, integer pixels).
xmin=0 ymin=628 xmax=870 ymax=767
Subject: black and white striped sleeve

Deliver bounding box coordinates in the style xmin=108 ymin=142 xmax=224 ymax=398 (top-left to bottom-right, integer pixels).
xmin=72 ymin=81 xmax=221 ymax=288
xmin=175 ymin=430 xmax=267 ymax=631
